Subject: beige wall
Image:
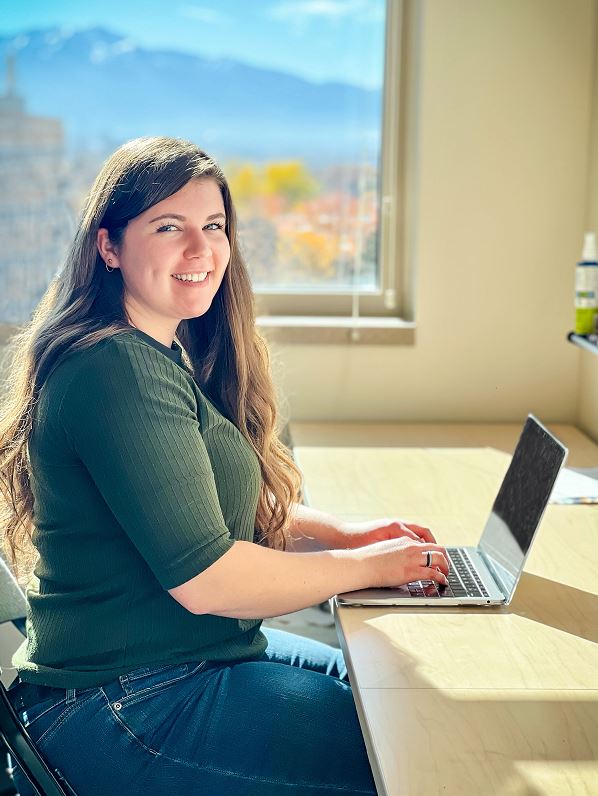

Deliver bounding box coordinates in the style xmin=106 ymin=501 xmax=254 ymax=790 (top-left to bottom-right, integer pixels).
xmin=588 ymin=0 xmax=598 ymax=234
xmin=577 ymin=0 xmax=598 ymax=442
xmin=578 ymin=349 xmax=598 ymax=440
xmin=272 ymin=0 xmax=597 ymax=424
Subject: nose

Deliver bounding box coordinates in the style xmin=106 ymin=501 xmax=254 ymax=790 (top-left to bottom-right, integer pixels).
xmin=184 ymin=228 xmax=212 ymax=260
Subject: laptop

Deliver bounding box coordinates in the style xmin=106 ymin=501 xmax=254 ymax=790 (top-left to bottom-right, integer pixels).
xmin=336 ymin=415 xmax=568 ymax=607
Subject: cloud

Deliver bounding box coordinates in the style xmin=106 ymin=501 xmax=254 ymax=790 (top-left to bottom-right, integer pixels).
xmin=89 ymin=38 xmax=136 ymax=64
xmin=269 ymin=0 xmax=384 ymax=23
xmin=11 ymin=34 xmax=30 ymax=50
xmin=43 ymin=29 xmax=75 ymax=50
xmin=178 ymin=5 xmax=230 ymax=23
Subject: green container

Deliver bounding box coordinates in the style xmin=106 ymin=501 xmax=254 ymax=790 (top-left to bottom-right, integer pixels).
xmin=575 ymin=306 xmax=597 ymax=335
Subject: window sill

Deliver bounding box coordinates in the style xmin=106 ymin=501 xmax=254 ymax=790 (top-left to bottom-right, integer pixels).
xmin=1 ymin=319 xmax=417 ymax=348
xmin=256 ymin=316 xmax=416 ymax=345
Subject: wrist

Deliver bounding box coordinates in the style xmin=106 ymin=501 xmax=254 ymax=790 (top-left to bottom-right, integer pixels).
xmin=290 ymin=504 xmax=349 ymax=550
xmin=330 ymin=519 xmax=350 ymax=548
xmin=331 ymin=546 xmax=376 ymax=591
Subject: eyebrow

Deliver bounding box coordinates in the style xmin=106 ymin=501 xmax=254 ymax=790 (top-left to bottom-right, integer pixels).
xmin=148 ymin=212 xmax=226 ymax=224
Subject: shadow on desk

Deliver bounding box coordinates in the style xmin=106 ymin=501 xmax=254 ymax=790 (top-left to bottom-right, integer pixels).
xmin=350 ymin=572 xmax=598 ymax=646
xmin=509 ymin=573 xmax=598 ymax=645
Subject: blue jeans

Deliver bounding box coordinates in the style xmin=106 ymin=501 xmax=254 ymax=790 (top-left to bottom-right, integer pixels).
xmin=8 ymin=627 xmax=377 ymax=795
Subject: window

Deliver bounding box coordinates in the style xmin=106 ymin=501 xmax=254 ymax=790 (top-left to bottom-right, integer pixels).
xmin=248 ymin=0 xmax=411 ymax=323
xmin=0 ymin=0 xmax=412 ymax=335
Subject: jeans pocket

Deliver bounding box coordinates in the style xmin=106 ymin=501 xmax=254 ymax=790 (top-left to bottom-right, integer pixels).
xmin=122 ymin=662 xmax=192 ymax=693
xmin=104 ymin=661 xmax=208 ymax=753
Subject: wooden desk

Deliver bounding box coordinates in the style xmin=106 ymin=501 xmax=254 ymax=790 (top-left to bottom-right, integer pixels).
xmin=294 ymin=426 xmax=598 ymax=796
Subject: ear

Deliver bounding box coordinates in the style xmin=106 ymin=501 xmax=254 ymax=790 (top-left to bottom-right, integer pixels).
xmin=97 ymin=228 xmax=121 ymax=269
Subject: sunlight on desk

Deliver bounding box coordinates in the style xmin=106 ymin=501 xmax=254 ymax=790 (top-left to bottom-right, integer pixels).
xmin=360 ymin=688 xmax=598 ymax=795
xmin=295 ymin=430 xmax=598 ymax=796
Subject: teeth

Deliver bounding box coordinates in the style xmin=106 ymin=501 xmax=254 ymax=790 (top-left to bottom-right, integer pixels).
xmin=172 ymin=272 xmax=208 ymax=282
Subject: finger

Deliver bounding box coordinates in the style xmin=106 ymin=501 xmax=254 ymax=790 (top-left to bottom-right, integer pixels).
xmin=397 ymin=527 xmax=421 ymax=541
xmin=420 ymin=549 xmax=449 ymax=576
xmin=408 ymin=563 xmax=448 ymax=586
xmin=406 ymin=523 xmax=436 ymax=543
xmin=422 ymin=542 xmax=449 ymax=557
xmin=424 ymin=567 xmax=449 ymax=586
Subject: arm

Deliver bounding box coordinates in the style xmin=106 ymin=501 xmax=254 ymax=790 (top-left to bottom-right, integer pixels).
xmin=169 ymin=540 xmax=368 ymax=618
xmin=286 ymin=503 xmax=346 ymax=550
xmin=169 ymin=536 xmax=448 ymax=619
xmin=286 ymin=502 xmax=438 ymax=550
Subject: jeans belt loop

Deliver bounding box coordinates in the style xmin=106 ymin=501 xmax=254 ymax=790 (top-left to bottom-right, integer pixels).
xmin=65 ymin=688 xmax=76 ymax=704
xmin=118 ymin=673 xmax=131 ymax=696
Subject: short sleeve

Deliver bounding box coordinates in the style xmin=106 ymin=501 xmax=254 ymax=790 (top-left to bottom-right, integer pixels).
xmin=59 ymin=339 xmax=234 ymax=589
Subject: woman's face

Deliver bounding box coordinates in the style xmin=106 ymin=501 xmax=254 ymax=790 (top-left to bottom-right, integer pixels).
xmin=98 ymin=178 xmax=231 ymax=343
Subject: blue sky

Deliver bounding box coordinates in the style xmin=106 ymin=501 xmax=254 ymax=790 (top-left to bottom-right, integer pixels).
xmin=0 ymin=0 xmax=386 ymax=89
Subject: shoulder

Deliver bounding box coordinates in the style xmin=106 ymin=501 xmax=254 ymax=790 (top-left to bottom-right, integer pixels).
xmin=48 ymin=333 xmax=196 ymax=417
xmin=52 ymin=332 xmax=186 ymax=383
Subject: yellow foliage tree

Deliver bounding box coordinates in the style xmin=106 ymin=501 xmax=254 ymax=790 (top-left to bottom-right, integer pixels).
xmin=226 ymin=164 xmax=262 ymax=209
xmin=279 ymin=229 xmax=338 ymax=279
xmin=263 ymin=162 xmax=318 ymax=207
xmin=226 ymin=159 xmax=320 ymax=213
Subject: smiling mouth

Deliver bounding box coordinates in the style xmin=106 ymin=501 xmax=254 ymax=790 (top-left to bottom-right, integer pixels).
xmin=171 ymin=272 xmax=209 ymax=283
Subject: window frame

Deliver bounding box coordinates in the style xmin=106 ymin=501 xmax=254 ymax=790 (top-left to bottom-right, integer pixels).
xmin=253 ymin=0 xmax=415 ymax=323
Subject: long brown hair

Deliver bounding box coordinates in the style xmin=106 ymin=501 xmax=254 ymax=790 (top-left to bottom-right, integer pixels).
xmin=0 ymin=136 xmax=302 ymax=580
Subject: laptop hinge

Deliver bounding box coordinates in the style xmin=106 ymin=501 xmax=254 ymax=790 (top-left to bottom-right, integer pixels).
xmin=479 ymin=550 xmax=510 ymax=598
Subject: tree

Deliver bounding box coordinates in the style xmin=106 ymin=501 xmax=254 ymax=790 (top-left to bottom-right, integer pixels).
xmin=263 ymin=162 xmax=318 ymax=208
xmin=226 ymin=163 xmax=262 ymax=210
xmin=278 ymin=229 xmax=338 ymax=281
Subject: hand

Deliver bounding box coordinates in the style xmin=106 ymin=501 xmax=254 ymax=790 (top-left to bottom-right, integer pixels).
xmin=337 ymin=517 xmax=437 ymax=549
xmin=356 ymin=536 xmax=449 ymax=588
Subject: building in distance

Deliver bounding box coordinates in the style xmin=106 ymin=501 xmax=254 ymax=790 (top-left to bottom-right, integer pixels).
xmin=0 ymin=53 xmax=72 ymax=325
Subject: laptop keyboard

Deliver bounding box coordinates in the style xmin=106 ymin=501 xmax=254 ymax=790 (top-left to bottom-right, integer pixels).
xmin=446 ymin=548 xmax=489 ymax=597
xmin=409 ymin=548 xmax=489 ymax=599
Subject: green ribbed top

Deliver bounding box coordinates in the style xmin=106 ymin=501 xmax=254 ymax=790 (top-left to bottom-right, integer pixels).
xmin=13 ymin=329 xmax=266 ymax=688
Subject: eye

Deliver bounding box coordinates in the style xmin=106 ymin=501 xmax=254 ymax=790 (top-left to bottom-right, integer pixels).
xmin=205 ymin=222 xmax=225 ymax=231
xmin=156 ymin=224 xmax=180 ymax=232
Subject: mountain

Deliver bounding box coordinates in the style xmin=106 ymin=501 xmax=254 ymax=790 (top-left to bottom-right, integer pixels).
xmin=0 ymin=28 xmax=382 ymax=164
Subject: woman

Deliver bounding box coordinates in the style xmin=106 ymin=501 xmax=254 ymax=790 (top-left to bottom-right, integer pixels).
xmin=0 ymin=136 xmax=448 ymax=795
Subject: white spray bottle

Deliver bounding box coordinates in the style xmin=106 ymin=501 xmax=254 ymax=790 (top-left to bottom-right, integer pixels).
xmin=575 ymin=232 xmax=598 ymax=335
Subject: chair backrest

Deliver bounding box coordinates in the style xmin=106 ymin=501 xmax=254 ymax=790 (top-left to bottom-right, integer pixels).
xmin=0 ymin=555 xmax=71 ymax=795
xmin=0 ymin=555 xmax=26 ymax=626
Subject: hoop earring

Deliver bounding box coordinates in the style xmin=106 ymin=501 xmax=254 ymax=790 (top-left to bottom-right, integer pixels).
xmin=105 ymin=258 xmax=114 ymax=273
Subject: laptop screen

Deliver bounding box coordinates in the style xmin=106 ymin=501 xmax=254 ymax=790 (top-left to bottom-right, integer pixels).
xmin=479 ymin=415 xmax=567 ymax=598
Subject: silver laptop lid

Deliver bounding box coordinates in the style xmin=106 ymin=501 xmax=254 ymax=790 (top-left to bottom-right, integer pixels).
xmin=479 ymin=415 xmax=568 ymax=600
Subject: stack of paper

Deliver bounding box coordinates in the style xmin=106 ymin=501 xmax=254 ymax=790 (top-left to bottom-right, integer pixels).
xmin=550 ymin=467 xmax=598 ymax=504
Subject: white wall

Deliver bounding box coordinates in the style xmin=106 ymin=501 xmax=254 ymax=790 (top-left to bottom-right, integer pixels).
xmin=577 ymin=0 xmax=598 ymax=442
xmin=273 ymin=0 xmax=597 ymax=424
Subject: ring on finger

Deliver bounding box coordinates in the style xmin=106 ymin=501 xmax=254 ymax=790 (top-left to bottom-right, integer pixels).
xmin=425 ymin=551 xmax=432 ymax=568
